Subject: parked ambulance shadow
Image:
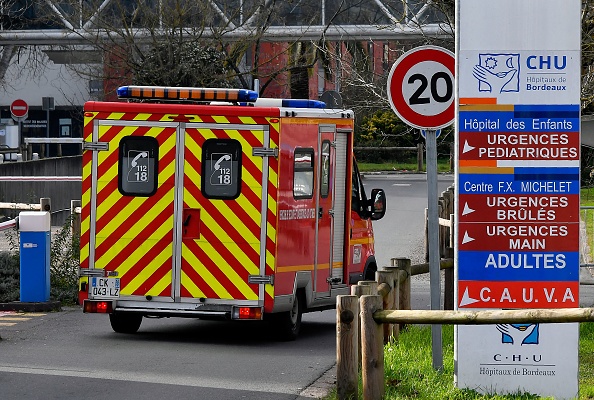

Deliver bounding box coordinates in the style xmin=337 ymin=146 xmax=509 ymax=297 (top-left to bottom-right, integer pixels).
xmin=123 ymin=311 xmax=336 ymax=346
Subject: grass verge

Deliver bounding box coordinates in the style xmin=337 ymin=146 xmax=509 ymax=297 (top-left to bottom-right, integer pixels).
xmin=325 ymin=324 xmax=594 ymax=399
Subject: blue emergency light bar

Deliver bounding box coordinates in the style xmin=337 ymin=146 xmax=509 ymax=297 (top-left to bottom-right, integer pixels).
xmin=117 ymin=86 xmax=259 ymax=102
xmin=254 ymin=98 xmax=327 ymax=108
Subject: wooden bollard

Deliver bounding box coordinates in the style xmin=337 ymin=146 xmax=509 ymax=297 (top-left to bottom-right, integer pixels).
xmin=444 ymin=248 xmax=454 ymax=310
xmin=40 ymin=197 xmax=51 ymax=212
xmin=337 ymin=295 xmax=359 ymax=400
xmin=358 ymin=280 xmax=379 ymax=295
xmin=392 ymin=258 xmax=411 ymax=330
xmin=383 ymin=266 xmax=400 ymax=340
xmin=351 ymin=284 xmax=372 ymax=368
xmin=376 ymin=271 xmax=395 ymax=344
xmin=361 ymin=295 xmax=384 ymax=400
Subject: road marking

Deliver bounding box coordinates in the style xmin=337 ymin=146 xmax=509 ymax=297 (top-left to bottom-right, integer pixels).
xmin=0 ymin=312 xmax=46 ymax=327
xmin=0 ymin=365 xmax=297 ymax=394
xmin=0 ymin=317 xmax=30 ymax=321
xmin=393 ymin=183 xmax=411 ymax=186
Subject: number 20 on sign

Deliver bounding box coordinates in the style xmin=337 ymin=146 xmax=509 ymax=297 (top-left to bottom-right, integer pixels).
xmin=387 ymin=45 xmax=455 ymax=130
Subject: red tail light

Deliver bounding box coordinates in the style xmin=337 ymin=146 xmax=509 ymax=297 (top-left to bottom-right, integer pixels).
xmin=234 ymin=307 xmax=262 ymax=320
xmin=83 ymin=300 xmax=113 ymax=313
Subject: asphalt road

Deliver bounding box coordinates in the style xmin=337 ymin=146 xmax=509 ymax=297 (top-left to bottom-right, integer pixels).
xmin=3 ymin=172 xmax=592 ymax=399
xmin=0 ymin=172 xmax=447 ymax=400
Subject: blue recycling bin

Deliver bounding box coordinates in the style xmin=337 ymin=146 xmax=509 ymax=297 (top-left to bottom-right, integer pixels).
xmin=19 ymin=211 xmax=51 ymax=302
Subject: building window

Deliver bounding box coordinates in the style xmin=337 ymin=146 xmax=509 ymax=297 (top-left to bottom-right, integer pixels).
xmin=201 ymin=139 xmax=242 ymax=199
xmin=118 ymin=136 xmax=159 ymax=196
xmin=293 ymin=148 xmax=314 ymax=199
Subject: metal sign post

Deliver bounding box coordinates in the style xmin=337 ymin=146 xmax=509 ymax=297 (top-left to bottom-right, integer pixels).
xmin=425 ymin=128 xmax=442 ymax=370
xmin=387 ymin=45 xmax=454 ymax=371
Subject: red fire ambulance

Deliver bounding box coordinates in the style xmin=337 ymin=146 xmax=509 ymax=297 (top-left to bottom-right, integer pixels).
xmin=78 ymin=86 xmax=386 ymax=340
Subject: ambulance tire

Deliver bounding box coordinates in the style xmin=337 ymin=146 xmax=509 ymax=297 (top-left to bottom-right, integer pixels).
xmin=109 ymin=312 xmax=142 ymax=334
xmin=273 ymin=292 xmax=303 ymax=341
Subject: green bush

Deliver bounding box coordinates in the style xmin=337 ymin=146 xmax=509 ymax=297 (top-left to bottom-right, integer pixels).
xmin=0 ymin=252 xmax=19 ymax=302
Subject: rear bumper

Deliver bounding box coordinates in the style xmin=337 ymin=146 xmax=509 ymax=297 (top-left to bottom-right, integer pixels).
xmin=84 ymin=299 xmax=263 ymax=320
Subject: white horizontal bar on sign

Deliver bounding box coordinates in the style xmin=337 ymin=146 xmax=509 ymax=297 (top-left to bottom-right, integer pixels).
xmin=24 ymin=138 xmax=83 ymax=144
xmin=0 ymin=203 xmax=40 ymax=210
xmin=0 ymin=176 xmax=82 ymax=181
xmin=497 ymin=160 xmax=580 ymax=167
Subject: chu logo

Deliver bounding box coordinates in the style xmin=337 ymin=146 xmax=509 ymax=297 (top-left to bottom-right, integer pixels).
xmin=473 ymin=53 xmax=520 ymax=94
xmin=497 ymin=323 xmax=539 ymax=345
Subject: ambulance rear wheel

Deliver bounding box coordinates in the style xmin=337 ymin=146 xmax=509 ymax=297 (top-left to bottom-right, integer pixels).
xmin=274 ymin=292 xmax=303 ymax=341
xmin=109 ymin=312 xmax=142 ymax=334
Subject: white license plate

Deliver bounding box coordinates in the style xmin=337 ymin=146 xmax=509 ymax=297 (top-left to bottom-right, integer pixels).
xmin=90 ymin=277 xmax=120 ymax=298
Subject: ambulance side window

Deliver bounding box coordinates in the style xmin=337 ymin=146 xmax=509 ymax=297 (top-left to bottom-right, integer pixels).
xmin=118 ymin=136 xmax=159 ymax=196
xmin=352 ymin=161 xmax=367 ymax=216
xmin=293 ymin=148 xmax=314 ymax=199
xmin=202 ymin=139 xmax=242 ymax=199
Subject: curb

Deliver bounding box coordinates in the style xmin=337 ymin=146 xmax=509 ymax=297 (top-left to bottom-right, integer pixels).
xmin=298 ymin=364 xmax=336 ymax=399
xmin=0 ymin=300 xmax=61 ymax=312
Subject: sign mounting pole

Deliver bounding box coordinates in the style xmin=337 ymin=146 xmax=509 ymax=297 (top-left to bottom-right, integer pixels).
xmin=387 ymin=45 xmax=455 ymax=371
xmin=425 ymin=127 xmax=442 ymax=370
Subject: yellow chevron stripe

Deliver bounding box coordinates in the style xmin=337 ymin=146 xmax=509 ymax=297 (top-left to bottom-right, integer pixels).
xmin=181 ymin=246 xmax=231 ymax=298
xmin=180 ymin=270 xmax=206 ymax=298
xmin=124 ymin=239 xmax=173 ymax=295
xmin=237 ymin=116 xmax=256 ymax=124
xmin=194 ymin=208 xmax=260 ymax=274
xmin=94 ymin=195 xmax=174 ymax=269
xmin=132 ymin=113 xmax=153 ymax=121
xmin=104 ymin=212 xmax=173 ymax=276
xmin=196 ymin=241 xmax=258 ymax=300
xmin=212 ymin=116 xmax=230 ymax=124
xmin=107 ymin=112 xmax=126 ymax=120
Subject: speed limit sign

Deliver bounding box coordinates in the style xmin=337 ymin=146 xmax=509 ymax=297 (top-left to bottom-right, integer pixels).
xmin=387 ymin=46 xmax=455 ymax=130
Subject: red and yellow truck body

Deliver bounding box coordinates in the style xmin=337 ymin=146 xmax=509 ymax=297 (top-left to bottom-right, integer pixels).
xmin=78 ymin=87 xmax=385 ymax=338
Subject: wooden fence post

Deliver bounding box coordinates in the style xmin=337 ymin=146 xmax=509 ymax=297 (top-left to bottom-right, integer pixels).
xmin=352 ymin=284 xmax=373 ymax=368
xmin=361 ymin=295 xmax=384 ymax=400
xmin=337 ymin=295 xmax=359 ymax=400
xmin=358 ymin=280 xmax=378 ymax=294
xmin=444 ymin=247 xmax=454 ymax=310
xmin=40 ymin=197 xmax=51 ymax=212
xmin=417 ymin=142 xmax=424 ymax=172
xmin=392 ymin=258 xmax=411 ymax=331
xmin=376 ymin=270 xmax=396 ymax=344
xmin=383 ymin=266 xmax=400 ymax=340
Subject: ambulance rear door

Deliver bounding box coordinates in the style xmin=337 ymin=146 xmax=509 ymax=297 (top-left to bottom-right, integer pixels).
xmin=177 ymin=121 xmax=276 ymax=307
xmin=84 ymin=119 xmax=178 ymax=302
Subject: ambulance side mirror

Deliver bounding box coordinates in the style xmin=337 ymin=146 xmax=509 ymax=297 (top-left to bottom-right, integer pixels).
xmin=369 ymin=188 xmax=386 ymax=221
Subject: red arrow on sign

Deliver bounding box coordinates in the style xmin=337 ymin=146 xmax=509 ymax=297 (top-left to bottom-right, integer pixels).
xmin=10 ymin=99 xmax=29 ymax=119
xmin=387 ymin=46 xmax=455 ymax=130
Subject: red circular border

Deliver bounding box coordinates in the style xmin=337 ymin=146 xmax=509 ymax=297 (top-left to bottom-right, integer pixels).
xmin=10 ymin=99 xmax=29 ymax=118
xmin=387 ymin=47 xmax=455 ymax=129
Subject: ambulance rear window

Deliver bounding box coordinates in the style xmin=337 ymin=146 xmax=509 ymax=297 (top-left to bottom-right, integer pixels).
xmin=118 ymin=136 xmax=159 ymax=196
xmin=293 ymin=148 xmax=314 ymax=199
xmin=202 ymin=139 xmax=242 ymax=199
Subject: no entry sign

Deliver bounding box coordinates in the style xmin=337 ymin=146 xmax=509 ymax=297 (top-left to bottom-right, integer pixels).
xmin=10 ymin=99 xmax=28 ymax=121
xmin=387 ymin=46 xmax=455 ymax=130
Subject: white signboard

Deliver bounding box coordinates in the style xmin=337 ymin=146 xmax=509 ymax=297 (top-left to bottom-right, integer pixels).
xmin=455 ymin=1 xmax=581 ymax=399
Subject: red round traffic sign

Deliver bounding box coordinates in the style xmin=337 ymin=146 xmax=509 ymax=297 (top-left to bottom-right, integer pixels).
xmin=10 ymin=99 xmax=29 ymax=119
xmin=387 ymin=46 xmax=455 ymax=130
